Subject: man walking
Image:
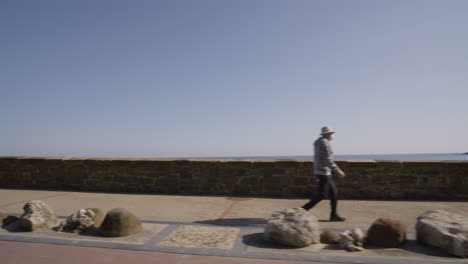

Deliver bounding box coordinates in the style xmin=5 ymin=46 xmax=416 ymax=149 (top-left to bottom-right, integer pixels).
xmin=302 ymin=126 xmax=346 ymax=221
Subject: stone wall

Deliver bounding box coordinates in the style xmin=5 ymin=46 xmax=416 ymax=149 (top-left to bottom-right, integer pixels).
xmin=0 ymin=157 xmax=467 ymax=200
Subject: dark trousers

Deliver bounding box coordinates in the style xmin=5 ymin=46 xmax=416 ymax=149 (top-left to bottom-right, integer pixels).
xmin=302 ymin=174 xmax=338 ymax=216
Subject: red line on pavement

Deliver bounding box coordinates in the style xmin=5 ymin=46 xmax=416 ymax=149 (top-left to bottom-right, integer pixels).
xmin=217 ymin=201 xmax=238 ymax=220
xmin=0 ymin=192 xmax=70 ymax=208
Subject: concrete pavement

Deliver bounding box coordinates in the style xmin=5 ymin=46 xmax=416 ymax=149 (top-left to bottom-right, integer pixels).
xmin=1 ymin=241 xmax=340 ymax=264
xmin=1 ymin=188 xmax=467 ymax=264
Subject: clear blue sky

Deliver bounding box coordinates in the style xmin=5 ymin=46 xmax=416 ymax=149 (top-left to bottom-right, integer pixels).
xmin=1 ymin=0 xmax=467 ymax=158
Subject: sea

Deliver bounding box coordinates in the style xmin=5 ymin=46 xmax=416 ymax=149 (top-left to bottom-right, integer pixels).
xmin=177 ymin=153 xmax=468 ymax=161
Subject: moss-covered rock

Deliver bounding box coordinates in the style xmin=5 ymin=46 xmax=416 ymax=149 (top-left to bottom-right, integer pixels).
xmin=99 ymin=208 xmax=142 ymax=237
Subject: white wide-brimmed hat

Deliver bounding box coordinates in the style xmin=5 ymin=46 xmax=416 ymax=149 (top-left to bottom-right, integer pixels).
xmin=321 ymin=126 xmax=335 ymax=135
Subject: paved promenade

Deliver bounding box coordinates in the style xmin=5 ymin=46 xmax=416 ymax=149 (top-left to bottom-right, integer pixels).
xmin=1 ymin=188 xmax=467 ymax=264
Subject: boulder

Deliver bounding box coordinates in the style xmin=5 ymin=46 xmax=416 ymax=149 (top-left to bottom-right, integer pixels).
xmin=350 ymin=228 xmax=364 ymax=247
xmin=416 ymin=210 xmax=468 ymax=258
xmin=339 ymin=231 xmax=354 ymax=248
xmin=59 ymin=208 xmax=105 ymax=233
xmin=99 ymin=208 xmax=142 ymax=237
xmin=19 ymin=200 xmax=59 ymax=231
xmin=339 ymin=228 xmax=365 ymax=252
xmin=320 ymin=230 xmax=340 ymax=244
xmin=366 ymin=218 xmax=406 ymax=248
xmin=88 ymin=208 xmax=105 ymax=227
xmin=1 ymin=212 xmax=19 ymax=227
xmin=264 ymin=208 xmax=320 ymax=247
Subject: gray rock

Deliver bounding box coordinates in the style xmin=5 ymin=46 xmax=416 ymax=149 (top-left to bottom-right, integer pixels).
xmin=347 ymin=244 xmax=365 ymax=252
xmin=353 ymin=228 xmax=364 ymax=241
xmin=99 ymin=208 xmax=142 ymax=237
xmin=264 ymin=208 xmax=320 ymax=247
xmin=87 ymin=208 xmax=105 ymax=227
xmin=19 ymin=200 xmax=59 ymax=231
xmin=339 ymin=231 xmax=354 ymax=249
xmin=416 ymin=210 xmax=468 ymax=258
xmin=59 ymin=208 xmax=104 ymax=233
xmin=351 ymin=228 xmax=364 ymax=246
xmin=339 ymin=228 xmax=365 ymax=252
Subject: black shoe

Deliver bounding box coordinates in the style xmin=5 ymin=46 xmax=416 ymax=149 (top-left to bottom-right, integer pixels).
xmin=330 ymin=215 xmax=346 ymax=222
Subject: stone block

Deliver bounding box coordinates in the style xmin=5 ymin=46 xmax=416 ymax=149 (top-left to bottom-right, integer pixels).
xmin=294 ymin=177 xmax=310 ymax=185
xmin=224 ymin=161 xmax=253 ymax=167
xmin=253 ymin=162 xmax=274 ymax=169
xmin=275 ymin=161 xmax=300 ymax=168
